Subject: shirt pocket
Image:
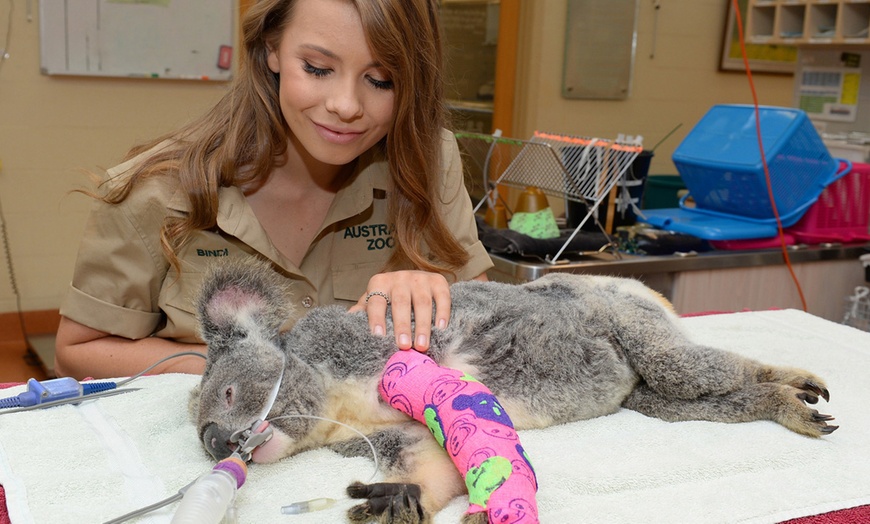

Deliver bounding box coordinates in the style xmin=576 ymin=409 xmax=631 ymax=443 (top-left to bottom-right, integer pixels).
xmin=331 ymin=261 xmax=384 ymax=302
xmin=156 ymin=268 xmax=206 ymax=342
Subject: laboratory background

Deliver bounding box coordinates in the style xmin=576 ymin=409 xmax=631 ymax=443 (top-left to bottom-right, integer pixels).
xmin=0 ymin=0 xmax=868 ymax=382
xmin=2 ymin=2 xmax=870 ymax=524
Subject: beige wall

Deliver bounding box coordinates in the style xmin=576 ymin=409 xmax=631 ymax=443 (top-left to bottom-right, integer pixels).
xmin=0 ymin=8 xmax=230 ymax=313
xmin=512 ymin=0 xmax=795 ymax=175
xmin=0 ymin=0 xmax=798 ymax=314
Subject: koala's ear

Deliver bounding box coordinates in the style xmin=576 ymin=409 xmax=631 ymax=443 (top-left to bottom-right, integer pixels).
xmin=187 ymin=383 xmax=201 ymax=423
xmin=196 ymin=257 xmax=294 ymax=349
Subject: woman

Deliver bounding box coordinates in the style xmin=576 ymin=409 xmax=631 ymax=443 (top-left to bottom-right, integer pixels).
xmin=54 ymin=0 xmax=492 ymax=379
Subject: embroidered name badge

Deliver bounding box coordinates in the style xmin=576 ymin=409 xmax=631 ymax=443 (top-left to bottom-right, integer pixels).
xmin=343 ymin=224 xmax=395 ymax=251
xmin=196 ymin=248 xmax=230 ymax=257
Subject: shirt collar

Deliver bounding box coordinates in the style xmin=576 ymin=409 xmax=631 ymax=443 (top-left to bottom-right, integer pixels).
xmin=162 ymin=147 xmax=392 ymax=271
xmin=323 ymin=145 xmax=390 ymax=225
xmin=166 ymin=145 xmax=391 ymax=216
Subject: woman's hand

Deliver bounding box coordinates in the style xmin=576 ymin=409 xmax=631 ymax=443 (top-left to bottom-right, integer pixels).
xmin=349 ymin=270 xmax=451 ymax=352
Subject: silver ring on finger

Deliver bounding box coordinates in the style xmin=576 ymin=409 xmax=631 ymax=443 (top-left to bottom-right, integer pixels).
xmin=364 ymin=290 xmax=391 ymax=306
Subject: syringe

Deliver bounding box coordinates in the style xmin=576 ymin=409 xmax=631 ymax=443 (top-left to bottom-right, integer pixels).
xmin=281 ymin=497 xmax=337 ymax=514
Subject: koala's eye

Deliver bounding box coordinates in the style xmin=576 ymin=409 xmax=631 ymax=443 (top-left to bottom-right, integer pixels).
xmin=224 ymin=386 xmax=235 ymax=407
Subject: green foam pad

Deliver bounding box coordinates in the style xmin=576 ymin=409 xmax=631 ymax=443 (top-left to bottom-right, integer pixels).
xmin=508 ymin=208 xmax=560 ymax=239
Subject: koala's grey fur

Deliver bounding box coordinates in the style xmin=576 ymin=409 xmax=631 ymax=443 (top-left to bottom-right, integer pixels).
xmin=192 ymin=258 xmax=835 ymax=524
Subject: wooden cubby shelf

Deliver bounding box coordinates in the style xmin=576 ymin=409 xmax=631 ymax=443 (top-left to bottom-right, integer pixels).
xmin=747 ymin=0 xmax=870 ymax=45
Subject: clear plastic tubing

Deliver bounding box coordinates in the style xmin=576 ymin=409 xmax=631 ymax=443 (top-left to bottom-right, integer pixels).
xmin=171 ymin=456 xmax=247 ymax=524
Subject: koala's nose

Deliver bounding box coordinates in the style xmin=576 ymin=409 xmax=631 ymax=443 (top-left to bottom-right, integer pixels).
xmin=202 ymin=422 xmax=236 ymax=460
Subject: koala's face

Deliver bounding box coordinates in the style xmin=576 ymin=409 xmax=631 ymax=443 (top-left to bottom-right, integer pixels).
xmin=193 ymin=258 xmax=294 ymax=460
xmin=194 ymin=258 xmax=313 ymax=462
xmin=196 ymin=333 xmax=286 ymax=461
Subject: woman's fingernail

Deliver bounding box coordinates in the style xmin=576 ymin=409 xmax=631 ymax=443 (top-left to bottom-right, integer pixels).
xmin=373 ymin=325 xmax=385 ymax=336
xmin=437 ymin=318 xmax=447 ymax=330
xmin=416 ymin=335 xmax=428 ymax=348
xmin=398 ymin=334 xmax=411 ymax=348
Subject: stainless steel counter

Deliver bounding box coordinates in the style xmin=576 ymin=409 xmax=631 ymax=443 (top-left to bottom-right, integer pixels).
xmin=487 ymin=243 xmax=870 ymax=282
xmin=486 ymin=243 xmax=869 ymax=320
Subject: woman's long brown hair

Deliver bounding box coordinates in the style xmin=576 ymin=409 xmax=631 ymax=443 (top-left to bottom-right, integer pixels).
xmin=97 ymin=0 xmax=469 ymax=275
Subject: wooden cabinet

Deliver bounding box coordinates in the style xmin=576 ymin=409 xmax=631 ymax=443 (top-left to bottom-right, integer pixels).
xmin=747 ymin=1 xmax=870 ymax=45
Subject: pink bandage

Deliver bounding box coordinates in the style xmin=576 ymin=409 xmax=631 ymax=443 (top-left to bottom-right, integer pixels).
xmin=379 ymin=350 xmax=539 ymax=523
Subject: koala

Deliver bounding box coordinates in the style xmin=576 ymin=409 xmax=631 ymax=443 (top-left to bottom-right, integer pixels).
xmin=192 ymin=258 xmax=836 ymax=524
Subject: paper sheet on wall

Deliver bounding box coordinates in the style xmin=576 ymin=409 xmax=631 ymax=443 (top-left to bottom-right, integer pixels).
xmin=798 ymin=67 xmax=861 ymax=122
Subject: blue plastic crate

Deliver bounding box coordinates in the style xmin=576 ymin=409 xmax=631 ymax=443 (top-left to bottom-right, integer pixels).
xmin=640 ymin=161 xmax=850 ymax=240
xmin=673 ymin=105 xmax=838 ymax=220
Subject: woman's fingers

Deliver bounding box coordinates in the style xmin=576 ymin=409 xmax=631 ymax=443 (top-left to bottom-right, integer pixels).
xmin=354 ymin=271 xmax=451 ymax=352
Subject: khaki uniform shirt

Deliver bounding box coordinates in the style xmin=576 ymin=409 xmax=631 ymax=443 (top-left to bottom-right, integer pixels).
xmin=60 ymin=131 xmax=493 ymax=343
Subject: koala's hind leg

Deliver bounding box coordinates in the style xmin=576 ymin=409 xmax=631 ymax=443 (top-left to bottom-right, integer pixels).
xmin=623 ymin=375 xmax=837 ymax=437
xmin=616 ymin=306 xmax=836 ymax=436
xmin=619 ymin=318 xmax=758 ymax=400
xmin=615 ymin=304 xmax=816 ymax=402
xmin=333 ymin=423 xmax=464 ymax=523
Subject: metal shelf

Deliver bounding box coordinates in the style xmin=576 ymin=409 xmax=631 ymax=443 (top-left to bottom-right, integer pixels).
xmin=457 ymin=131 xmax=643 ymax=264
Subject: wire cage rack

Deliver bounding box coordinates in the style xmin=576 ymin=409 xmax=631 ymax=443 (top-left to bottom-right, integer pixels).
xmin=456 ymin=130 xmax=643 ymax=264
xmin=843 ymin=286 xmax=870 ymax=332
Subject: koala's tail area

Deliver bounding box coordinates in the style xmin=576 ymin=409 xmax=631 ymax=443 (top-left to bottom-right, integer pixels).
xmin=196 ymin=257 xmax=294 ymax=339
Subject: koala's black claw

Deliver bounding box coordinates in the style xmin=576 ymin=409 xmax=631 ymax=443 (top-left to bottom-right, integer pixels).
xmin=820 ymin=387 xmax=831 ymax=402
xmin=803 ymin=380 xmax=831 ymax=402
xmin=811 ymin=411 xmax=835 ymax=422
xmin=821 ymin=425 xmax=839 ymax=434
xmin=347 ymin=481 xmax=421 ymax=500
xmin=347 ymin=481 xmax=371 ymax=499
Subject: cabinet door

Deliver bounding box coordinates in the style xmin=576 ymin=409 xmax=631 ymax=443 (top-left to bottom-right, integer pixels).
xmin=562 ymin=0 xmax=639 ymax=100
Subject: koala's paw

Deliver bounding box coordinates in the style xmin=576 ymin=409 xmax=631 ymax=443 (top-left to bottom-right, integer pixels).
xmin=346 ymin=481 xmax=430 ymax=524
xmin=779 ymin=384 xmax=838 ymax=437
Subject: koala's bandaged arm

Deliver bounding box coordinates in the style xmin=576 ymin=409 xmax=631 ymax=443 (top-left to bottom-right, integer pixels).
xmin=379 ymin=350 xmax=539 ymax=523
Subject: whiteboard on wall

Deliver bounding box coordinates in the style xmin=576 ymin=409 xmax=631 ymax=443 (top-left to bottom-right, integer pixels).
xmin=39 ymin=0 xmax=235 ymax=81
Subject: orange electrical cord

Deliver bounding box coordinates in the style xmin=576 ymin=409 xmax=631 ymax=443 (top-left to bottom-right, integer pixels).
xmin=731 ymin=0 xmax=808 ymax=312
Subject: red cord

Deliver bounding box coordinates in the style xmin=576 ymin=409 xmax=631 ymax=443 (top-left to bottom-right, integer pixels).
xmin=731 ymin=0 xmax=808 ymax=312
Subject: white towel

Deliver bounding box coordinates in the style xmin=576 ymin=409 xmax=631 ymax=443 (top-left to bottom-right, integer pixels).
xmin=1 ymin=309 xmax=869 ymax=523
